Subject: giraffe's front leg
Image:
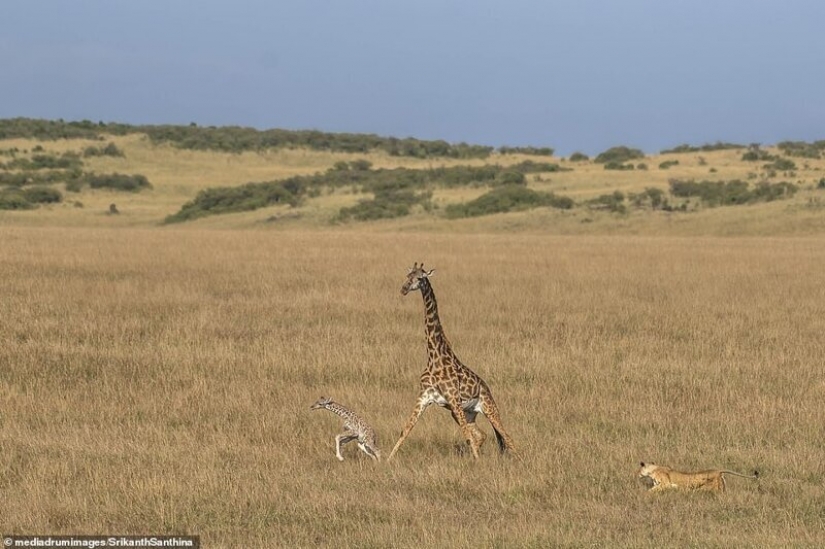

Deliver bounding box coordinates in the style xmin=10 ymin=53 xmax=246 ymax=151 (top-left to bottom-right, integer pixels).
xmin=387 ymin=395 xmax=431 ymax=461
xmin=335 ymin=433 xmax=357 ymax=461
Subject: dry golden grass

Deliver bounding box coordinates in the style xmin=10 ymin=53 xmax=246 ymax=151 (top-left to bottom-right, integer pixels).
xmin=2 ymin=227 xmax=825 ymax=547
xmin=3 ymin=136 xmax=825 ymax=545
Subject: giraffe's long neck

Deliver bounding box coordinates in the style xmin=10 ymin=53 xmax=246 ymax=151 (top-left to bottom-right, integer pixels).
xmin=323 ymin=401 xmax=353 ymax=421
xmin=419 ymin=278 xmax=452 ymax=355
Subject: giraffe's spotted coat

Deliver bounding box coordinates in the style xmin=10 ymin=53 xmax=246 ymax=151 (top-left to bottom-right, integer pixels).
xmin=388 ymin=263 xmax=517 ymax=460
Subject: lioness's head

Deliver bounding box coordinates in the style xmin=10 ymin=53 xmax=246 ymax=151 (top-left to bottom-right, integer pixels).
xmin=638 ymin=462 xmax=657 ymax=488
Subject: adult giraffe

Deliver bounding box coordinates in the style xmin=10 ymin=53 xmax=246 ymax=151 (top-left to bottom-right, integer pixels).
xmin=387 ymin=262 xmax=517 ymax=460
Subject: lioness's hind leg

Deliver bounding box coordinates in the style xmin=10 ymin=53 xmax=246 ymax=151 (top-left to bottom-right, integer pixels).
xmin=464 ymin=410 xmax=487 ymax=450
xmin=468 ymin=422 xmax=486 ymax=449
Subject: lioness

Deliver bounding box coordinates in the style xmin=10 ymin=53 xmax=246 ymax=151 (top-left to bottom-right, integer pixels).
xmin=638 ymin=462 xmax=759 ymax=493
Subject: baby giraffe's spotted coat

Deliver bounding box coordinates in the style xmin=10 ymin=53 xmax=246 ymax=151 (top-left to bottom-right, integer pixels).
xmin=310 ymin=397 xmax=381 ymax=461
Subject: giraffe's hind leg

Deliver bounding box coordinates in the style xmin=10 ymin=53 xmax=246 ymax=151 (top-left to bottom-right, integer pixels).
xmin=480 ymin=393 xmax=517 ymax=456
xmin=357 ymin=441 xmax=380 ymax=461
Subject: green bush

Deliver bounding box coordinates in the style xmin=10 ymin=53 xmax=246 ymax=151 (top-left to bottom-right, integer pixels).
xmin=587 ymin=191 xmax=626 ymax=213
xmin=594 ymin=146 xmax=644 ymax=164
xmin=603 ymin=161 xmax=634 ymax=170
xmin=349 ymin=159 xmax=373 ymax=171
xmin=741 ymin=146 xmax=776 ymax=162
xmin=763 ymin=158 xmax=796 ymax=172
xmin=22 ymin=186 xmax=62 ymax=203
xmin=383 ymin=138 xmax=493 ymax=159
xmin=165 ymin=180 xmax=302 ymax=223
xmin=0 ymin=118 xmax=108 ymax=140
xmin=86 ymin=173 xmax=152 ymax=192
xmin=658 ymin=160 xmax=679 ymax=170
xmin=444 ymin=185 xmax=573 ymax=218
xmin=431 ymin=165 xmax=498 ymax=187
xmin=668 ymin=178 xmax=797 ymax=207
xmin=336 ymin=189 xmax=432 ymax=222
xmin=0 ymin=190 xmax=35 ymax=210
xmin=0 ymin=169 xmax=78 ymax=188
xmin=495 ymin=171 xmax=526 ymax=186
xmin=660 ymin=142 xmax=745 ymax=154
xmin=5 ymin=152 xmax=83 ymax=171
xmin=630 ymin=187 xmax=668 ymax=210
xmin=83 ymin=142 xmax=125 ymax=157
xmin=777 ymin=140 xmax=825 ymax=159
xmin=498 ymin=146 xmax=555 ymax=156
xmin=569 ymin=152 xmax=589 ymax=162
xmin=65 ymin=178 xmax=84 ymax=193
xmin=670 ymin=179 xmax=748 ymax=205
xmin=750 ymin=181 xmax=798 ymax=201
xmin=0 ymin=172 xmax=30 ymax=187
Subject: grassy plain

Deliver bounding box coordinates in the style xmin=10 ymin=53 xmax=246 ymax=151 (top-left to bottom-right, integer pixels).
xmin=2 ymin=228 xmax=825 ymax=547
xmin=2 ymin=135 xmax=825 ymax=546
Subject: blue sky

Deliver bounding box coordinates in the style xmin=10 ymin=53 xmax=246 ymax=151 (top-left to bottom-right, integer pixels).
xmin=2 ymin=1 xmax=823 ymax=154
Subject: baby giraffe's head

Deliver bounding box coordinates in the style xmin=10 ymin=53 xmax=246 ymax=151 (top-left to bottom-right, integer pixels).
xmin=310 ymin=397 xmax=332 ymax=410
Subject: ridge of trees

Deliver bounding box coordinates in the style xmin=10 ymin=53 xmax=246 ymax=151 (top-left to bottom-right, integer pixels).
xmin=0 ymin=118 xmax=553 ymax=159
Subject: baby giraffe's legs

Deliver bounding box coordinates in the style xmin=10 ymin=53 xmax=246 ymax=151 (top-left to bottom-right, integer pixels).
xmin=357 ymin=442 xmax=380 ymax=460
xmin=335 ymin=433 xmax=358 ymax=461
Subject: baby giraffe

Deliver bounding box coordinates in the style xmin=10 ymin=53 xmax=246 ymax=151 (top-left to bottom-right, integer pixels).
xmin=310 ymin=397 xmax=381 ymax=462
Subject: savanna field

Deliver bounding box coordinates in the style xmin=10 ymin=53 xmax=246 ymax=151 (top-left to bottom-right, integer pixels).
xmin=2 ymin=124 xmax=825 ymax=546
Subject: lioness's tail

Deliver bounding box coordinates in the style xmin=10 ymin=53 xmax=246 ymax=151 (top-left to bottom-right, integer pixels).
xmin=721 ymin=470 xmax=759 ymax=480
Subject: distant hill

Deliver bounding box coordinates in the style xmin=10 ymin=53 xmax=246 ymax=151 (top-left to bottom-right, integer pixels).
xmin=1 ymin=118 xmax=824 ymax=235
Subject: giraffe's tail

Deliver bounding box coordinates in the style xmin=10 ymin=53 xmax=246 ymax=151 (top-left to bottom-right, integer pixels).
xmin=481 ymin=390 xmax=517 ymax=456
xmin=492 ymin=427 xmax=508 ymax=453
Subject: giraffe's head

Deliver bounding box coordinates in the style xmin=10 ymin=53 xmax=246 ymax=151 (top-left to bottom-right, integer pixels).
xmin=401 ymin=262 xmax=435 ymax=295
xmin=310 ymin=396 xmax=332 ymax=410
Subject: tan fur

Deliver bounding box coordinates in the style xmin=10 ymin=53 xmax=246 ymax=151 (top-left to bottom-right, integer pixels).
xmin=638 ymin=462 xmax=758 ymax=493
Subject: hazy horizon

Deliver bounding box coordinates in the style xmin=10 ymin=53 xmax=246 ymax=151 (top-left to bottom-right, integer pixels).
xmin=2 ymin=1 xmax=824 ymax=155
